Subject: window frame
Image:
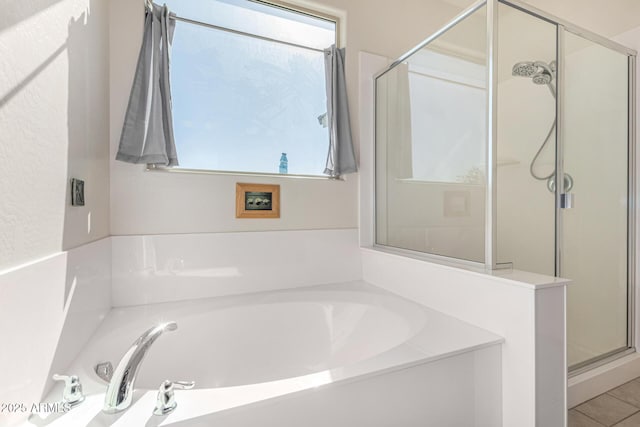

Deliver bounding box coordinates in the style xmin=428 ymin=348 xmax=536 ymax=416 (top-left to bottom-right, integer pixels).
xmin=253 ymin=0 xmax=341 ymax=49
xmin=148 ymin=0 xmax=342 ymax=180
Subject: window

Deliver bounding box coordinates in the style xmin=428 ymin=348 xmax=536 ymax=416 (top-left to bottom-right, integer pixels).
xmin=164 ymin=0 xmax=337 ymax=176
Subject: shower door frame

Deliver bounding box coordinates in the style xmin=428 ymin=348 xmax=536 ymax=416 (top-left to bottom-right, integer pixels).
xmin=495 ymin=0 xmax=638 ymax=372
xmin=372 ymin=0 xmax=637 ymax=372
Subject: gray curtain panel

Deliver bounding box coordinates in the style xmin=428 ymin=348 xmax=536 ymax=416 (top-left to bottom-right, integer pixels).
xmin=323 ymin=45 xmax=357 ymax=177
xmin=116 ymin=3 xmax=178 ymax=166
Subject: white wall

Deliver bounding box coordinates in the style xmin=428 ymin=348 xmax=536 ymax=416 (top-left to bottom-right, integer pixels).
xmin=111 ymin=229 xmax=362 ymax=306
xmin=523 ymin=0 xmax=640 ymax=39
xmin=108 ymin=0 xmax=470 ymax=236
xmin=317 ymin=0 xmax=468 ymax=158
xmin=1 ymin=2 xmax=110 ymax=425
xmin=361 ymin=249 xmax=568 ymax=427
xmin=108 ymin=0 xmax=360 ymax=236
xmin=442 ymin=0 xmax=640 ymax=39
xmin=0 ymin=239 xmax=111 ymax=427
xmin=0 ymin=0 xmax=110 ymax=271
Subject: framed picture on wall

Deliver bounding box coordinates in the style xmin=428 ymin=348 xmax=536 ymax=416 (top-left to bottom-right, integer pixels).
xmin=236 ymin=183 xmax=280 ymax=219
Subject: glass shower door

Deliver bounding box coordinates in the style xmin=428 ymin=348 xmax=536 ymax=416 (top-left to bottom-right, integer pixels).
xmin=561 ymin=30 xmax=631 ymax=369
xmin=495 ymin=2 xmax=558 ymax=274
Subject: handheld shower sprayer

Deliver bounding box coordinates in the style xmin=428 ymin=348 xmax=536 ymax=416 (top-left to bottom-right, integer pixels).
xmin=511 ymin=59 xmax=571 ymax=191
xmin=512 ymin=60 xmax=556 ymax=93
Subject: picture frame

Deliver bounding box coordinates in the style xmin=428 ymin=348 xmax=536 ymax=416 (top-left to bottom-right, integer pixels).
xmin=236 ymin=183 xmax=280 ymax=219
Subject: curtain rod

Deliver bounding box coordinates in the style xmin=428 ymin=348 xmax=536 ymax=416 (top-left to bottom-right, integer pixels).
xmin=168 ymin=13 xmax=326 ymax=54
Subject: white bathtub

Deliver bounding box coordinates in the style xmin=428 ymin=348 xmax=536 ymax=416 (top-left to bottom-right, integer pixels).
xmin=27 ymin=281 xmax=503 ymax=426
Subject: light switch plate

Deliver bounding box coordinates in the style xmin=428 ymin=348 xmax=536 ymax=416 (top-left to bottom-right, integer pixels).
xmin=71 ymin=178 xmax=85 ymax=206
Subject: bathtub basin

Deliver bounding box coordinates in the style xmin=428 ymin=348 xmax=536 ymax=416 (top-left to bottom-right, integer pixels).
xmin=26 ymin=281 xmax=503 ymax=426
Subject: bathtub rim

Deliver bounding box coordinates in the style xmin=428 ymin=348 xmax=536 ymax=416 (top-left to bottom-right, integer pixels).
xmin=27 ymin=280 xmax=504 ymax=427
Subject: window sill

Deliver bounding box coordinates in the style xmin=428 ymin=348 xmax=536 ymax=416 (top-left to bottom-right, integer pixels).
xmin=145 ymin=165 xmax=345 ymax=181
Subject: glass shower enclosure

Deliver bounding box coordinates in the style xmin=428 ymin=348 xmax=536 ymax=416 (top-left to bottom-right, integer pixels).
xmin=374 ymin=0 xmax=636 ymax=371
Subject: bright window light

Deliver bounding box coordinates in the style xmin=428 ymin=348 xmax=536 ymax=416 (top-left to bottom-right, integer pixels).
xmin=164 ymin=0 xmax=337 ymax=175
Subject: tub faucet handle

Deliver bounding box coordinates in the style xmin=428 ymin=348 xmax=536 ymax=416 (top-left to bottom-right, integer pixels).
xmin=52 ymin=374 xmax=85 ymax=408
xmin=153 ymin=380 xmax=195 ymax=416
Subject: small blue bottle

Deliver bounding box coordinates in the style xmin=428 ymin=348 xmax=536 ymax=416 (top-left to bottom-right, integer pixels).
xmin=279 ymin=153 xmax=288 ymax=174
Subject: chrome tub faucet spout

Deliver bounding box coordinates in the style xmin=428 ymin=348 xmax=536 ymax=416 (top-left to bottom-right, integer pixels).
xmin=102 ymin=321 xmax=177 ymax=414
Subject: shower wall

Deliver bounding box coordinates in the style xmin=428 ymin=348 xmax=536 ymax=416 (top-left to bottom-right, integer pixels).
xmin=496 ymin=76 xmax=555 ymax=275
xmin=496 ymin=7 xmax=631 ymax=367
xmin=495 ymin=3 xmax=557 ymax=275
xmin=562 ymin=37 xmax=629 ymax=367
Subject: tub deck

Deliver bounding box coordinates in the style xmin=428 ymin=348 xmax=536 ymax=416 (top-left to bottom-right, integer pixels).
xmin=24 ymin=281 xmax=503 ymax=427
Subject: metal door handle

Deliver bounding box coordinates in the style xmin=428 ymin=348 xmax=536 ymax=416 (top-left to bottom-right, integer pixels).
xmin=560 ymin=193 xmax=574 ymax=209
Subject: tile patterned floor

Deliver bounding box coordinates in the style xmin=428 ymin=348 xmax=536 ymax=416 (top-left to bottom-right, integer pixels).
xmin=570 ymin=378 xmax=640 ymax=426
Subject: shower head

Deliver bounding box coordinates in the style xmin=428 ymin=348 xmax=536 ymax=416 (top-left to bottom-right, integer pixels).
xmin=532 ymin=71 xmax=552 ymax=85
xmin=512 ymin=61 xmax=537 ymax=77
xmin=512 ymin=60 xmax=555 ymax=84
